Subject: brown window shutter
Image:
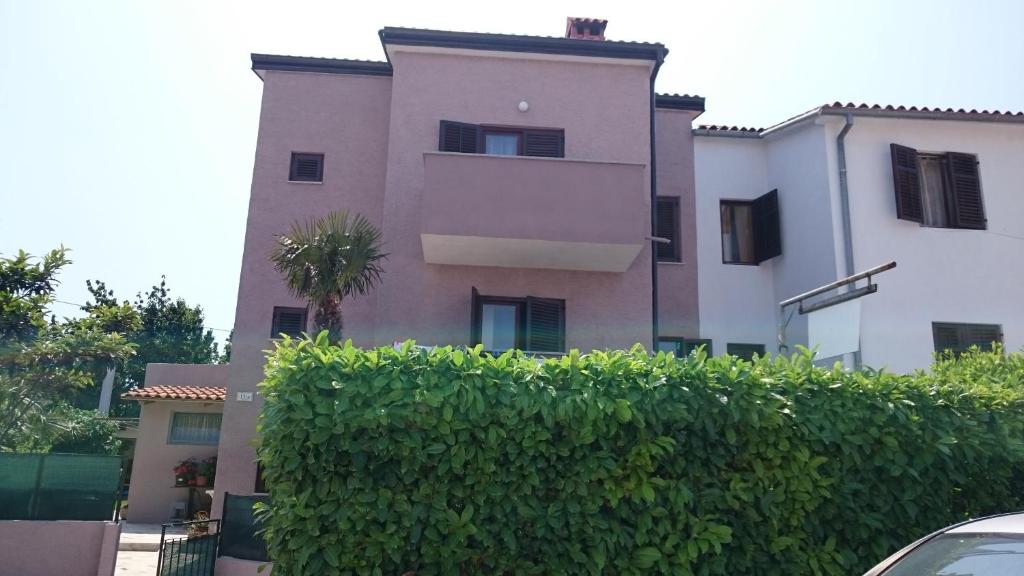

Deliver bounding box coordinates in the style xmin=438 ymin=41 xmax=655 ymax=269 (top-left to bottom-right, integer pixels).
xmin=272 ymin=307 xmax=307 ymax=338
xmin=523 ymin=130 xmax=565 ymax=158
xmin=752 ymin=189 xmax=782 ymax=263
xmin=525 ymin=297 xmax=565 ymax=353
xmin=470 ymin=287 xmax=481 ymax=346
xmin=946 ymin=153 xmax=986 ymax=230
xmin=439 ymin=120 xmax=481 ymax=153
xmin=933 ymin=322 xmax=1002 ymax=354
xmin=289 ymin=153 xmax=324 ymax=182
xmin=655 ymin=197 xmax=680 ymax=262
xmin=890 ymin=143 xmax=924 ymax=223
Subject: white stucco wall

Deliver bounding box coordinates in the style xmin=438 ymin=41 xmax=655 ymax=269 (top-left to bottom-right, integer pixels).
xmin=693 ymin=136 xmax=777 ymax=355
xmin=695 ymin=115 xmax=1023 ymax=373
xmin=840 ymin=116 xmax=1024 ymax=372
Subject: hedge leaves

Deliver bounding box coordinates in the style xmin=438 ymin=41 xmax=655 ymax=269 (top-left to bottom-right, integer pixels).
xmin=257 ymin=336 xmax=1024 ymax=575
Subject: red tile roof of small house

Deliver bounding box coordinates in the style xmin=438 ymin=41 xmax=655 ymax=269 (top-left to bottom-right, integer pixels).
xmin=123 ymin=386 xmax=227 ymax=402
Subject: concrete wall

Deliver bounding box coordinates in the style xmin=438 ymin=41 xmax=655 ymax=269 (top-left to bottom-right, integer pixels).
xmin=694 ymin=136 xmax=778 ymax=354
xmin=126 ymin=400 xmax=222 ymax=523
xmin=764 ymin=123 xmax=839 ymax=351
xmin=215 ymin=69 xmax=394 ymax=515
xmin=656 ymin=108 xmax=701 ymax=340
xmin=127 ymin=363 xmax=227 ymax=523
xmin=840 ymin=116 xmax=1024 ymax=372
xmin=0 ymin=520 xmax=120 ymax=576
xmin=375 ymin=48 xmax=654 ymax=352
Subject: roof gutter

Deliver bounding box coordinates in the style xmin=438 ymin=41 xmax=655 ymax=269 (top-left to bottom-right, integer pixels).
xmin=835 ymin=112 xmax=861 ymax=369
xmin=649 ymin=51 xmax=667 ymax=350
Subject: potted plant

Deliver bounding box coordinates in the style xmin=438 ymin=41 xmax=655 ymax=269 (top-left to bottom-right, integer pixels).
xmin=196 ymin=456 xmax=217 ymax=487
xmin=173 ymin=458 xmax=198 ymax=487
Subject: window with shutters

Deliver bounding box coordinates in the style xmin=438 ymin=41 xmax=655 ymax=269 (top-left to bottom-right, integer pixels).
xmin=168 ymin=413 xmax=222 ymax=445
xmin=720 ymin=189 xmax=781 ymax=265
xmin=890 ymin=144 xmax=986 ymax=229
xmin=726 ymin=343 xmax=765 ymax=361
xmin=658 ymin=337 xmax=711 ymax=356
xmin=271 ymin=306 xmax=307 ymax=339
xmin=439 ymin=120 xmax=564 ymax=158
xmin=656 ymin=197 xmax=681 ymax=262
xmin=470 ymin=289 xmax=565 ymax=353
xmin=932 ymin=322 xmax=1002 ymax=356
xmin=288 ymin=153 xmax=324 ymax=183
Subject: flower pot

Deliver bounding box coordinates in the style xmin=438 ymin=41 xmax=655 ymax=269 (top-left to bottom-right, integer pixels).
xmin=195 ymin=476 xmax=208 ymax=487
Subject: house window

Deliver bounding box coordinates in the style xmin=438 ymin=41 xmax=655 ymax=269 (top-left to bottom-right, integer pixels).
xmin=720 ymin=189 xmax=781 ymax=265
xmin=471 ymin=288 xmax=565 ymax=353
xmin=658 ymin=338 xmax=711 ymax=357
xmin=169 ymin=413 xmax=222 ymax=445
xmin=890 ymin=144 xmax=985 ymax=229
xmin=656 ymin=197 xmax=681 ymax=262
xmin=727 ymin=343 xmax=765 ymax=361
xmin=932 ymin=322 xmax=1002 ymax=355
xmin=484 ymin=131 xmax=521 ymax=156
xmin=288 ymin=153 xmax=324 ymax=182
xmin=271 ymin=307 xmax=307 ymax=339
xmin=439 ymin=120 xmax=564 ymax=158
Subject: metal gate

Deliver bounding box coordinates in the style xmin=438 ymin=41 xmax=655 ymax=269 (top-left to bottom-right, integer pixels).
xmin=156 ymin=519 xmax=220 ymax=576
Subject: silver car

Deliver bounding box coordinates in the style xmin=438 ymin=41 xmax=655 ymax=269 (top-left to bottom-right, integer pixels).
xmin=863 ymin=512 xmax=1024 ymax=575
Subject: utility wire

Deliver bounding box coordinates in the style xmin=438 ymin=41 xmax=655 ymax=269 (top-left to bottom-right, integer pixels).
xmin=50 ymin=298 xmax=233 ymax=333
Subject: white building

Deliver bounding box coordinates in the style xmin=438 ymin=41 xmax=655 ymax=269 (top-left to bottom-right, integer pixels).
xmin=694 ymin=103 xmax=1024 ymax=373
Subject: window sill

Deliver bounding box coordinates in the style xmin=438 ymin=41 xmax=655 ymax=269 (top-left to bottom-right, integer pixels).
xmin=657 ymin=260 xmax=687 ymax=266
xmin=286 ymin=180 xmax=323 ymax=185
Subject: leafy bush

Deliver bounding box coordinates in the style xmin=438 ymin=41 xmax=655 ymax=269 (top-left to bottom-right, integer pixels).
xmin=257 ymin=336 xmax=1024 ymax=575
xmin=48 ymin=405 xmax=122 ymax=455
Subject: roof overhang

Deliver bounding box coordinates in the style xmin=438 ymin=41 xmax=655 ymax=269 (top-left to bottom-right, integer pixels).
xmin=655 ymin=93 xmax=706 ymax=114
xmin=378 ymin=27 xmax=667 ymax=64
xmin=251 ymin=54 xmax=393 ymax=80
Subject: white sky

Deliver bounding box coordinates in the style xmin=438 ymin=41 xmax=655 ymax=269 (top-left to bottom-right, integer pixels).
xmin=2 ymin=0 xmax=1021 ymax=341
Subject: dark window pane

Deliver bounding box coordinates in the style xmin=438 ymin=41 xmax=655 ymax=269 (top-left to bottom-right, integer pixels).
xmin=727 ymin=343 xmax=765 ymax=361
xmin=721 ymin=202 xmax=755 ymax=264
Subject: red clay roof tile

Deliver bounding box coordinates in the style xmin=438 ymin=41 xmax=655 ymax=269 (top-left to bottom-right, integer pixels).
xmin=122 ymin=385 xmax=226 ymax=402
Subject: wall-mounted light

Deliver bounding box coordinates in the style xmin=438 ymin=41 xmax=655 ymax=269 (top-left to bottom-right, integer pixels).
xmin=518 ymin=100 xmax=529 ymax=112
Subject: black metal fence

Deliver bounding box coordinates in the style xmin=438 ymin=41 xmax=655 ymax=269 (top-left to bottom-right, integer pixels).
xmin=0 ymin=453 xmax=121 ymax=521
xmin=219 ymin=493 xmax=270 ymax=562
xmin=157 ymin=519 xmax=220 ymax=576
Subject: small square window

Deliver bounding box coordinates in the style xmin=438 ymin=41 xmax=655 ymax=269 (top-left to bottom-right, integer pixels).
xmin=289 ymin=153 xmax=324 ymax=182
xmin=168 ymin=413 xmax=222 ymax=445
xmin=272 ymin=307 xmax=307 ymax=339
xmin=727 ymin=343 xmax=765 ymax=361
xmin=658 ymin=338 xmax=711 ymax=356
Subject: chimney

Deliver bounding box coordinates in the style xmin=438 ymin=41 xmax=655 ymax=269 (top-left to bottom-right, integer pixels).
xmin=565 ymin=17 xmax=608 ymax=41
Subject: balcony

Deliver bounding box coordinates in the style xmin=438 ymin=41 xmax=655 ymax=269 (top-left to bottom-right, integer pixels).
xmin=421 ymin=152 xmax=647 ymax=272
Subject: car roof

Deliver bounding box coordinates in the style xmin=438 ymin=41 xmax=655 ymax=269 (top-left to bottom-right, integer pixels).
xmin=946 ymin=513 xmax=1024 ymax=534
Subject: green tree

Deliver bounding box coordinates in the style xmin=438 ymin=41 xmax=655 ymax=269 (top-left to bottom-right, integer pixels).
xmin=0 ymin=248 xmax=135 ymax=451
xmin=270 ymin=210 xmax=386 ymax=342
xmin=80 ymin=277 xmax=221 ymax=416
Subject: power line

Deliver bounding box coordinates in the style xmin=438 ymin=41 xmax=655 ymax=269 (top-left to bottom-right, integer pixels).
xmin=49 ymin=299 xmax=233 ymax=333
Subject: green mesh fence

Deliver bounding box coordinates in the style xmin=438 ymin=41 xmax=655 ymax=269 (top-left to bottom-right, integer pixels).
xmin=220 ymin=493 xmax=270 ymax=562
xmin=0 ymin=453 xmax=121 ymax=521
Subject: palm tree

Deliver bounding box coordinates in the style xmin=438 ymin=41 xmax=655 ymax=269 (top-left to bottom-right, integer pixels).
xmin=270 ymin=210 xmax=386 ymax=343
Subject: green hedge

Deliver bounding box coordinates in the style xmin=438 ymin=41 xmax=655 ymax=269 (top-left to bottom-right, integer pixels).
xmin=256 ymin=336 xmax=1024 ymax=575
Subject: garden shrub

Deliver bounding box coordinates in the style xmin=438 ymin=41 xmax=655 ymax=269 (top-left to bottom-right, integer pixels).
xmin=257 ymin=336 xmax=1024 ymax=575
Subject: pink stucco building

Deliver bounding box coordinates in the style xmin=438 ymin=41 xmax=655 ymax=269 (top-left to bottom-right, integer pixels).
xmin=208 ymin=18 xmax=704 ymax=573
